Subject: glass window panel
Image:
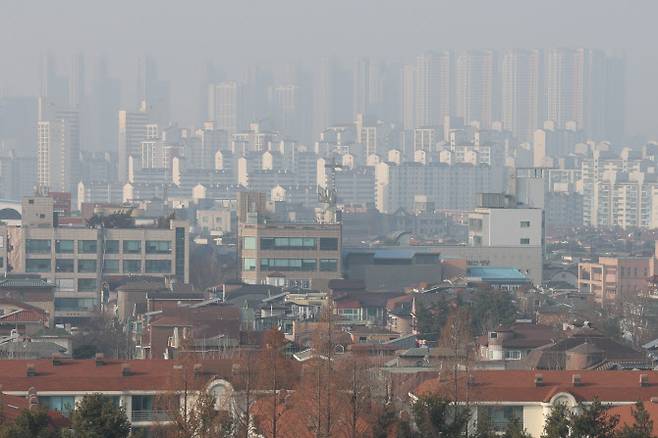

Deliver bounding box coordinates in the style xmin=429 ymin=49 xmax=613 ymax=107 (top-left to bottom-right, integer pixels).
xmin=26 ymin=259 xmax=51 ymax=272
xmin=104 ymin=240 xmax=119 ymax=254
xmin=242 ymin=237 xmax=256 ymax=250
xmin=123 ymin=240 xmax=141 ymax=254
xmin=145 ymin=260 xmax=171 ymax=273
xmin=78 ymin=259 xmax=97 ymax=273
xmin=103 ymin=259 xmax=119 ymax=273
xmin=26 ymin=239 xmax=51 ymax=253
xmin=145 ymin=240 xmax=171 ymax=254
xmin=55 ymin=240 xmax=74 ymax=254
xmin=123 ymin=260 xmax=142 ymax=273
xmin=55 ymin=259 xmax=74 ymax=273
xmin=78 ymin=240 xmax=98 ymax=254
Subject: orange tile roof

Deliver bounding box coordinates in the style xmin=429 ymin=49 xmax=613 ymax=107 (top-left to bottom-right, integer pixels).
xmin=416 ymin=370 xmax=658 ymax=403
xmin=0 ymin=359 xmax=234 ymax=393
xmin=609 ymin=402 xmax=658 ymax=435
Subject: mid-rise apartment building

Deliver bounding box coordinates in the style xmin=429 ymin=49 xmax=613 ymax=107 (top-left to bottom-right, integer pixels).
xmin=7 ymin=196 xmax=189 ymax=321
xmin=239 ymin=218 xmax=342 ymax=289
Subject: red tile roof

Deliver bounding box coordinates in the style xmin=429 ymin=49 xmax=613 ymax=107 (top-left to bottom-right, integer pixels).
xmin=416 ymin=371 xmax=658 ymax=403
xmin=609 ymin=402 xmax=658 ymax=435
xmin=0 ymin=308 xmax=48 ymax=324
xmin=0 ymin=359 xmax=235 ymax=393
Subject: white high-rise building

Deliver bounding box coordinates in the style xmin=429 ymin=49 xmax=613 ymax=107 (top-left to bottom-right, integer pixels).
xmin=455 ymin=50 xmax=497 ymax=128
xmin=208 ymin=81 xmax=244 ymax=136
xmin=117 ymin=108 xmax=148 ymax=182
xmin=269 ymin=84 xmax=300 ymax=140
xmin=501 ymin=49 xmax=543 ymax=142
xmin=401 ymin=64 xmax=416 ymax=130
xmin=37 ymin=99 xmax=80 ymax=193
xmin=415 ymin=51 xmax=451 ymax=127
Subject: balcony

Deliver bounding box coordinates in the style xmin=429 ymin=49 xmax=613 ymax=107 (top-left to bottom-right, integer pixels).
xmin=131 ymin=410 xmax=174 ymax=423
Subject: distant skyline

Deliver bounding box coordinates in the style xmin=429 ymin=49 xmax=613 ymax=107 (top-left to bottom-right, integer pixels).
xmin=1 ymin=0 xmax=654 ymax=139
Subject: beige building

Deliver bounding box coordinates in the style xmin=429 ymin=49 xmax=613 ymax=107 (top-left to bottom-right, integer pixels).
xmin=578 ymin=255 xmax=655 ymax=307
xmin=239 ymin=220 xmax=341 ymax=289
xmin=8 ymin=196 xmax=189 ymax=321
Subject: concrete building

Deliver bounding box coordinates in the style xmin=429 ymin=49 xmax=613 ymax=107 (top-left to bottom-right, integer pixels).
xmin=468 ymin=194 xmax=543 ymax=248
xmin=415 ymin=370 xmax=658 ymax=438
xmin=578 ymin=255 xmax=655 ymax=307
xmin=208 ymin=81 xmax=244 ymax=136
xmin=239 ymin=218 xmax=341 ymax=289
xmin=37 ymin=101 xmax=80 ymax=193
xmin=117 ymin=108 xmax=148 ymax=182
xmin=7 ymin=195 xmax=189 ymax=322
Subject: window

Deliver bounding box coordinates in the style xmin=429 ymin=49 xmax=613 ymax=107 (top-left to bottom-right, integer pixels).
xmin=0 ymin=257 xmax=3 ymax=269
xmin=55 ymin=240 xmax=74 ymax=254
xmin=260 ymin=237 xmax=316 ymax=250
xmin=78 ymin=259 xmax=97 ymax=273
xmin=123 ymin=240 xmax=141 ymax=254
xmin=132 ymin=395 xmax=154 ymax=414
xmin=504 ymin=350 xmax=522 ymax=360
xmin=55 ymin=298 xmax=96 ymax=311
xmin=319 ymin=237 xmax=338 ymax=251
xmin=145 ymin=260 xmax=171 ymax=273
xmin=175 ymin=227 xmax=185 ymax=281
xmin=520 ymin=238 xmax=530 ymax=245
xmin=26 ymin=259 xmax=51 ymax=272
xmin=320 ymin=259 xmax=338 ymax=272
xmin=243 ymin=258 xmax=257 ymax=271
xmin=242 ymin=237 xmax=257 ymax=250
xmin=26 ymin=239 xmax=51 ymax=254
xmin=123 ymin=260 xmax=142 ymax=273
xmin=55 ymin=259 xmax=74 ymax=273
xmin=260 ymin=258 xmax=317 ymax=271
xmin=39 ymin=396 xmax=75 ymax=416
xmin=78 ymin=278 xmax=97 ymax=292
xmin=520 ymin=221 xmax=531 ymax=228
xmin=78 ymin=240 xmax=97 ymax=254
xmin=103 ymin=260 xmax=119 ymax=273
xmin=104 ymin=240 xmax=119 ymax=254
xmin=146 ymin=240 xmax=171 ymax=254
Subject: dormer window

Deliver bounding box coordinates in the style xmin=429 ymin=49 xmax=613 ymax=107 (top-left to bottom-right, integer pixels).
xmin=489 ymin=332 xmax=498 ymax=339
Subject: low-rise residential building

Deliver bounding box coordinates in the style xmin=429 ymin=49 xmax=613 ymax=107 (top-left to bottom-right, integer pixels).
xmin=415 ymin=370 xmax=658 ymax=437
xmin=0 ymin=358 xmax=236 ymax=434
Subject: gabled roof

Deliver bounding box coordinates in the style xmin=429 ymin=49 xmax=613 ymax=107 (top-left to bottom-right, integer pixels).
xmin=0 ymin=359 xmax=235 ymax=392
xmin=416 ymin=371 xmax=658 ymax=403
xmin=0 ymin=308 xmax=47 ymax=324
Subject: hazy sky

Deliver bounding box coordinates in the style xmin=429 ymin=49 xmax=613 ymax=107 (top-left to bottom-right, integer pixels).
xmin=1 ymin=0 xmax=656 ymax=138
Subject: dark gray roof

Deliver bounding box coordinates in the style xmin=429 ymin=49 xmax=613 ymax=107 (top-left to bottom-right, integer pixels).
xmin=0 ymin=278 xmax=55 ymax=289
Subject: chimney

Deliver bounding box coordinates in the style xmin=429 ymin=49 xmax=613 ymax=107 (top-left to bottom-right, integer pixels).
xmin=193 ymin=363 xmax=202 ymax=377
xmin=640 ymin=374 xmax=649 ymax=387
xmin=26 ymin=364 xmax=37 ymax=377
xmin=95 ymin=353 xmax=105 ymax=366
xmin=52 ymin=354 xmax=63 ymax=366
xmin=121 ymin=363 xmax=131 ymax=377
xmin=534 ymin=374 xmax=544 ymax=387
xmin=572 ymin=374 xmax=582 ymax=386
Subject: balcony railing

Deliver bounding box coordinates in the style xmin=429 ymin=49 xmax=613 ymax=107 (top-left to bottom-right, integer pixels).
xmin=131 ymin=410 xmax=174 ymax=422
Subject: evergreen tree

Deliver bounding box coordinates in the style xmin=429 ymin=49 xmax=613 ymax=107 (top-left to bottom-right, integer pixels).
xmin=0 ymin=407 xmax=61 ymax=438
xmin=541 ymin=404 xmax=571 ymax=438
xmin=619 ymin=401 xmax=655 ymax=438
xmin=69 ymin=394 xmax=130 ymax=438
xmin=503 ymin=417 xmax=532 ymax=438
xmin=570 ymin=399 xmax=619 ymax=438
xmin=411 ymin=394 xmax=470 ymax=437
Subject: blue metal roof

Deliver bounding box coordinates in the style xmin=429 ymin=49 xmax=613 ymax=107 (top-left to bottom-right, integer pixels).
xmin=466 ymin=267 xmax=530 ymax=282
